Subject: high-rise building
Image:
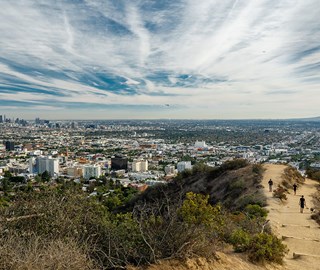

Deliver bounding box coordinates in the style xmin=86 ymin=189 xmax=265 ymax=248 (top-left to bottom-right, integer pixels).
xmin=83 ymin=165 xmax=101 ymax=179
xmin=0 ymin=115 xmax=3 ymax=123
xmin=35 ymin=156 xmax=59 ymax=177
xmin=111 ymin=155 xmax=128 ymax=171
xmin=131 ymin=159 xmax=148 ymax=172
xmin=132 ymin=160 xmax=141 ymax=172
xmin=140 ymin=160 xmax=148 ymax=172
xmin=5 ymin=141 xmax=15 ymax=151
xmin=29 ymin=157 xmax=36 ymax=174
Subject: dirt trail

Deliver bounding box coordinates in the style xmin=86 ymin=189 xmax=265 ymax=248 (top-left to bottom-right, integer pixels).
xmin=263 ymin=164 xmax=320 ymax=270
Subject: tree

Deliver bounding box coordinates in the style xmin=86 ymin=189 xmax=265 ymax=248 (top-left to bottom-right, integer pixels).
xmin=4 ymin=171 xmax=12 ymax=178
xmin=41 ymin=171 xmax=51 ymax=182
xmin=179 ymin=192 xmax=223 ymax=229
xmin=35 ymin=175 xmax=42 ymax=183
xmin=1 ymin=177 xmax=11 ymax=194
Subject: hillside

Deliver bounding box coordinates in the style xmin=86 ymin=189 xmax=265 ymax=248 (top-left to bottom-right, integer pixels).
xmin=0 ymin=161 xmax=289 ymax=269
xmin=124 ymin=160 xmax=266 ymax=212
xmin=129 ymin=164 xmax=320 ymax=270
xmin=129 ymin=251 xmax=285 ymax=270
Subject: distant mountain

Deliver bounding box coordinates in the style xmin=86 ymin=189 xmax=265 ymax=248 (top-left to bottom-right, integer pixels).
xmin=292 ymin=116 xmax=320 ymax=121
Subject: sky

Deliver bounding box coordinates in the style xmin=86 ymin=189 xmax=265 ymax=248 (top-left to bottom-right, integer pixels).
xmin=0 ymin=0 xmax=319 ymax=120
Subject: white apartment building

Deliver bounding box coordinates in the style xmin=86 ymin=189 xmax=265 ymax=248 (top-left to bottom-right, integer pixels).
xmin=132 ymin=159 xmax=148 ymax=172
xmin=194 ymin=141 xmax=207 ymax=148
xmin=177 ymin=161 xmax=192 ymax=172
xmin=83 ymin=165 xmax=102 ymax=179
xmin=35 ymin=156 xmax=59 ymax=177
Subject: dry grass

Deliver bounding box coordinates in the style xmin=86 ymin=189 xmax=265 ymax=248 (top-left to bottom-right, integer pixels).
xmin=281 ymin=166 xmax=304 ymax=189
xmin=0 ymin=234 xmax=95 ymax=270
xmin=311 ymin=186 xmax=320 ymax=225
xmin=283 ymin=166 xmax=304 ymax=182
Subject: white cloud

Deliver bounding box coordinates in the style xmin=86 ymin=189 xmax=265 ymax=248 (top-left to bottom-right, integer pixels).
xmin=0 ymin=0 xmax=319 ymax=118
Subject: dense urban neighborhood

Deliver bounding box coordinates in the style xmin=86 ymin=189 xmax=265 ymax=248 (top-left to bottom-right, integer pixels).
xmin=1 ymin=116 xmax=320 ymax=197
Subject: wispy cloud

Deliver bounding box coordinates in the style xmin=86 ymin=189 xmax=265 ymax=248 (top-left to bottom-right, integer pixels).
xmin=0 ymin=0 xmax=319 ymax=119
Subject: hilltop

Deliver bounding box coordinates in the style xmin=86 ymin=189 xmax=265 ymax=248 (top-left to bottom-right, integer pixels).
xmin=124 ymin=159 xmax=266 ymax=212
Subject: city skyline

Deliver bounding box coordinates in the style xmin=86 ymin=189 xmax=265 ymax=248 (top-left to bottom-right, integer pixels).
xmin=1 ymin=1 xmax=320 ymax=119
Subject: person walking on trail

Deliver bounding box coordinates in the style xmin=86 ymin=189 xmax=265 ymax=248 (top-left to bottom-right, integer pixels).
xmin=299 ymin=195 xmax=307 ymax=213
xmin=293 ymin=183 xmax=298 ymax=195
xmin=268 ymin=179 xmax=273 ymax=192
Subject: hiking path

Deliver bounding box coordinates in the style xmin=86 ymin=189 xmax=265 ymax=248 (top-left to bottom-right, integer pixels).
xmin=263 ymin=164 xmax=320 ymax=270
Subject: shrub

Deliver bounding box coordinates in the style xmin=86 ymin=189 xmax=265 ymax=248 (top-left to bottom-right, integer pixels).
xmin=125 ymin=192 xmax=225 ymax=263
xmin=244 ymin=204 xmax=268 ymax=219
xmin=236 ymin=194 xmax=266 ymax=210
xmin=283 ymin=166 xmax=305 ymax=183
xmin=273 ymin=186 xmax=287 ymax=201
xmin=229 ymin=229 xmax=251 ymax=252
xmin=248 ymin=233 xmax=288 ymax=264
xmin=221 ymin=159 xmax=249 ymax=171
xmin=179 ymin=192 xmax=223 ymax=228
xmin=311 ymin=212 xmax=320 ymax=225
xmin=281 ymin=180 xmax=291 ymax=189
xmin=306 ymin=168 xmax=320 ymax=181
xmin=229 ymin=179 xmax=246 ymax=191
xmin=252 ymin=164 xmax=264 ymax=176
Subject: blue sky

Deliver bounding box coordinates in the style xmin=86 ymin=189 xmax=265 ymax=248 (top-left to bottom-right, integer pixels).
xmin=0 ymin=0 xmax=319 ymax=119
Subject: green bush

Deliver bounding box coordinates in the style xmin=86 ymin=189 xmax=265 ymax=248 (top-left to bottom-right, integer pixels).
xmin=248 ymin=233 xmax=288 ymax=264
xmin=236 ymin=194 xmax=266 ymax=210
xmin=179 ymin=192 xmax=222 ymax=228
xmin=229 ymin=179 xmax=245 ymax=191
xmin=230 ymin=229 xmax=251 ymax=252
xmin=244 ymin=204 xmax=268 ymax=218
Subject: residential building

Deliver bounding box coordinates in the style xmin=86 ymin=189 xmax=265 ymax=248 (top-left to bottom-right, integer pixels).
xmin=83 ymin=165 xmax=101 ymax=179
xmin=132 ymin=159 xmax=148 ymax=172
xmin=177 ymin=161 xmax=192 ymax=172
xmin=67 ymin=167 xmax=83 ymax=178
xmin=35 ymin=156 xmax=59 ymax=177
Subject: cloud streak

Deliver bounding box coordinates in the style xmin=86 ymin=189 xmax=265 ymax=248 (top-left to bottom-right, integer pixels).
xmin=0 ymin=0 xmax=319 ymax=119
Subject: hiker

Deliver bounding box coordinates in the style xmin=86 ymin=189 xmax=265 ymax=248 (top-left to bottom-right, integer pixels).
xmin=268 ymin=179 xmax=273 ymax=192
xmin=293 ymin=183 xmax=297 ymax=195
xmin=299 ymin=195 xmax=307 ymax=213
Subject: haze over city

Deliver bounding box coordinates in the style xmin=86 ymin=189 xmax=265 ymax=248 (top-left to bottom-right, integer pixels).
xmin=0 ymin=0 xmax=319 ymax=119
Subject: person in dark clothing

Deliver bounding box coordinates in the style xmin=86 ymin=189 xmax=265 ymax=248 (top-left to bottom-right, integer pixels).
xmin=299 ymin=195 xmax=307 ymax=213
xmin=293 ymin=183 xmax=298 ymax=195
xmin=268 ymin=179 xmax=273 ymax=192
